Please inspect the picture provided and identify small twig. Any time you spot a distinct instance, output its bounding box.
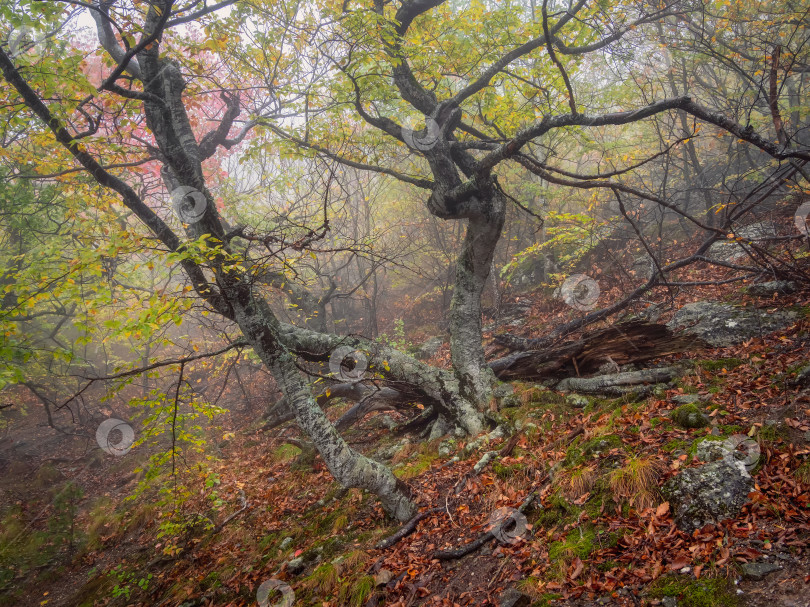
[488,557,510,589]
[375,507,443,550]
[213,488,250,533]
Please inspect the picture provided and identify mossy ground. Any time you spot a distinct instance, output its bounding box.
[647,575,740,607]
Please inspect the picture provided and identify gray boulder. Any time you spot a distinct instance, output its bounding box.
[707,221,778,261]
[789,364,810,388]
[746,280,798,298]
[668,301,797,347]
[672,393,703,405]
[662,458,754,532]
[498,588,532,607]
[695,437,730,462]
[740,561,780,581]
[509,253,557,288]
[416,336,444,360]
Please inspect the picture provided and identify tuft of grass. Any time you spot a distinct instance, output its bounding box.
[394,443,439,479]
[795,461,810,485]
[517,384,550,406]
[340,575,376,607]
[758,422,789,443]
[557,465,598,499]
[303,562,340,596]
[515,577,559,603]
[34,463,64,489]
[85,497,123,550]
[582,433,624,457]
[493,461,527,480]
[547,528,596,578]
[533,491,580,528]
[331,514,349,535]
[341,549,370,571]
[608,455,662,511]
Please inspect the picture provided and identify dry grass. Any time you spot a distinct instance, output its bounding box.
[517,384,548,406]
[608,455,663,511]
[795,461,810,485]
[557,465,598,499]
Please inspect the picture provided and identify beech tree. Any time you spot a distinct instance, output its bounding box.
[270,0,809,422]
[1,0,808,521]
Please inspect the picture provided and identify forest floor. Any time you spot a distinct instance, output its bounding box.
[2,259,810,606]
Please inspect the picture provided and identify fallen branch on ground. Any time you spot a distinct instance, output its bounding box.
[375,507,444,550]
[432,489,539,561]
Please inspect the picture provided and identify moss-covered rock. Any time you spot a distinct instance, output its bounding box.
[671,403,710,429]
[662,458,753,532]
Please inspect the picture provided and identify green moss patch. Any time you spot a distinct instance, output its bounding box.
[647,575,739,607]
[696,358,744,372]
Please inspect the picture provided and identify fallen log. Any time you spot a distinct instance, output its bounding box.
[489,321,702,381]
[555,365,683,396]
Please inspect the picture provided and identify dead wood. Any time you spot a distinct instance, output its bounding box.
[489,321,701,381]
[432,490,538,561]
[375,507,444,550]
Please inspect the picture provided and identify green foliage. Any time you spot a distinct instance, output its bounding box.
[109,564,152,601]
[501,211,606,286]
[377,318,411,350]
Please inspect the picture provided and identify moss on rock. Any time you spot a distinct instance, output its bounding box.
[671,403,710,429]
